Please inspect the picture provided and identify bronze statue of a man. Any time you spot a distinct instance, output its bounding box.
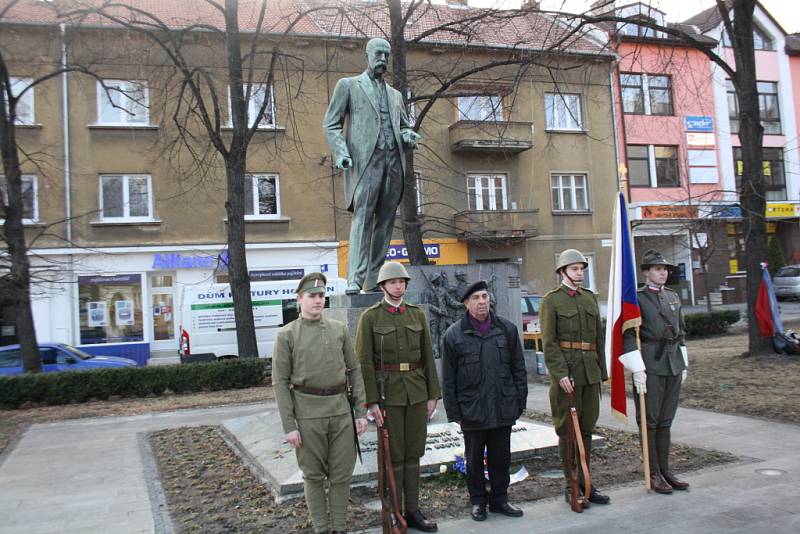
[323,38,421,294]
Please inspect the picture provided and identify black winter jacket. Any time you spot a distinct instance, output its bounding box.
[441,313,528,431]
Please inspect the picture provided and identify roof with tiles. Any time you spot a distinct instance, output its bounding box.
[0,0,610,56]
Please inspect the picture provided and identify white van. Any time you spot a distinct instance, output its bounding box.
[177,278,346,361]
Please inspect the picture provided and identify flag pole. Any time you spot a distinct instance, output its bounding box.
[635,326,651,492]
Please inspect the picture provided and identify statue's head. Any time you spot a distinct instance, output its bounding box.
[366,38,391,77]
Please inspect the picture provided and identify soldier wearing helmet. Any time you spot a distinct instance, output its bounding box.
[623,249,689,494]
[540,249,610,508]
[355,261,441,532]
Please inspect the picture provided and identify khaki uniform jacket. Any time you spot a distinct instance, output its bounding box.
[273,316,367,434]
[540,285,608,385]
[623,287,686,377]
[355,300,441,406]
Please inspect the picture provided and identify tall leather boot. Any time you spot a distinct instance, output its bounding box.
[658,427,689,490]
[647,428,672,493]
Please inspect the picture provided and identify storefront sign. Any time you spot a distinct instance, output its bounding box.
[766,203,799,218]
[641,205,698,219]
[708,205,742,219]
[686,132,715,146]
[386,243,442,260]
[250,269,304,282]
[151,253,217,270]
[79,274,141,285]
[685,115,713,132]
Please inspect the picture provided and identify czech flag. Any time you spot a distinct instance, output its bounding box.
[755,264,782,337]
[604,193,644,421]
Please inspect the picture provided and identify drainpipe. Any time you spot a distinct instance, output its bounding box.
[60,22,75,344]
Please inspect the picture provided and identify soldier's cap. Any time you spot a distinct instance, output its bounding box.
[429,271,443,282]
[462,280,489,302]
[295,272,327,295]
[640,249,675,270]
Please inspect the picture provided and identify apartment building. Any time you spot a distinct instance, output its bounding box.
[1,0,619,360]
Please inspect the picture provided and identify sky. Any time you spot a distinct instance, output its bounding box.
[465,0,800,34]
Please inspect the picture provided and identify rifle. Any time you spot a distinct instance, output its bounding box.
[345,367,362,464]
[377,336,407,534]
[566,390,591,514]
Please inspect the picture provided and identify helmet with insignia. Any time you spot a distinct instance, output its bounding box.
[295,272,327,295]
[555,249,588,273]
[639,249,675,271]
[377,261,411,285]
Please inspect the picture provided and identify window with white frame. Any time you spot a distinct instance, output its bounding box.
[550,173,589,212]
[621,73,672,115]
[229,84,276,128]
[458,95,503,121]
[8,77,34,125]
[545,92,582,131]
[554,252,596,291]
[245,173,280,218]
[99,174,153,221]
[467,174,507,211]
[626,144,679,188]
[0,174,38,222]
[97,80,149,125]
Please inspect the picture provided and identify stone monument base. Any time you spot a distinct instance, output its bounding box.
[220,409,605,502]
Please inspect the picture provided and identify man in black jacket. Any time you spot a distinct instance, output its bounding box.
[441,280,528,522]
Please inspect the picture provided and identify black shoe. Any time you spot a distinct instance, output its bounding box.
[581,485,610,505]
[661,471,690,490]
[489,502,524,517]
[564,487,590,509]
[471,504,487,522]
[404,509,438,532]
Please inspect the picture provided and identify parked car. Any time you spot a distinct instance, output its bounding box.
[773,265,800,300]
[0,343,138,376]
[521,294,542,332]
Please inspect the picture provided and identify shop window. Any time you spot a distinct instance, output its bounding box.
[467,174,507,211]
[545,92,582,131]
[228,83,276,128]
[458,95,503,121]
[0,174,38,222]
[99,174,153,221]
[78,274,144,345]
[550,173,589,212]
[7,77,34,125]
[97,80,149,125]
[734,147,786,200]
[245,173,280,219]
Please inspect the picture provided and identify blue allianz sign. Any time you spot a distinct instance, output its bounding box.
[152,251,228,270]
[685,115,714,132]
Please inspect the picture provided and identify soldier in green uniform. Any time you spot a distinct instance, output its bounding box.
[540,249,610,507]
[355,262,441,532]
[273,273,368,534]
[623,249,690,494]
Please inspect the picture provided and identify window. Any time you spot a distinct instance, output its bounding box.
[467,174,507,211]
[458,95,503,121]
[229,84,276,128]
[621,73,672,115]
[0,174,38,222]
[722,25,772,50]
[727,80,781,134]
[545,93,582,131]
[626,145,679,188]
[0,349,21,369]
[79,274,144,345]
[99,174,153,221]
[654,146,679,187]
[734,147,786,200]
[550,173,589,212]
[245,173,280,219]
[627,145,651,187]
[619,19,655,38]
[8,77,34,125]
[97,80,148,125]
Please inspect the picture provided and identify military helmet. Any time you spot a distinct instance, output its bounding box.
[555,249,588,273]
[640,249,675,270]
[377,261,411,284]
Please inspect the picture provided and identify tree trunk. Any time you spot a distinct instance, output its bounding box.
[388,0,429,265]
[0,69,41,372]
[730,1,770,355]
[223,0,258,358]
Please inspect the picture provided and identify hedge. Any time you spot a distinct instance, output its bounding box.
[684,309,741,339]
[0,358,270,409]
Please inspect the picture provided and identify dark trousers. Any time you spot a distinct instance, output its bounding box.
[463,426,512,506]
[634,373,682,429]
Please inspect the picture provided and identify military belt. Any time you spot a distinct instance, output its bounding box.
[290,383,347,396]
[559,341,597,350]
[641,335,678,344]
[374,362,423,372]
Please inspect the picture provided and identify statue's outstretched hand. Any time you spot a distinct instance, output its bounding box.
[336,155,353,170]
[402,130,421,148]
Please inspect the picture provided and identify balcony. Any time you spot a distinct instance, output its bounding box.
[453,209,539,241]
[448,120,534,154]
